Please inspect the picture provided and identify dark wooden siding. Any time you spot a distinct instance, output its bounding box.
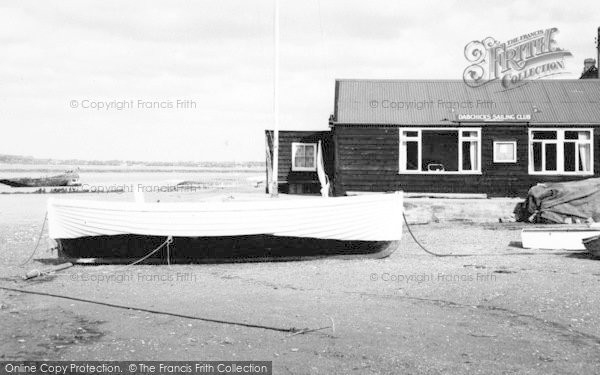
[265,130,333,190]
[333,124,600,197]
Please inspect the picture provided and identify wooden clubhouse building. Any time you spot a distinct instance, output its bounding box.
[266,79,600,197]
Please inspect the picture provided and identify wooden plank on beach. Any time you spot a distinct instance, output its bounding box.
[346,191,487,199]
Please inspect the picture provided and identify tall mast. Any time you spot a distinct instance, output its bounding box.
[597,26,600,75]
[271,0,280,196]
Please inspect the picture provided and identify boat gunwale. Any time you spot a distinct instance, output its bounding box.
[47,193,403,213]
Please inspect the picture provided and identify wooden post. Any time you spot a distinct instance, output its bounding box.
[23,262,73,280]
[271,0,280,197]
[265,132,273,194]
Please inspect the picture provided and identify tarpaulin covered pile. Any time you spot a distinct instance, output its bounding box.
[516,178,600,224]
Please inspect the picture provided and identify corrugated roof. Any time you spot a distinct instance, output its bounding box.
[334,79,600,125]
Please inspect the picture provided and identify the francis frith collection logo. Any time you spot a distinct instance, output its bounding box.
[463,27,572,89]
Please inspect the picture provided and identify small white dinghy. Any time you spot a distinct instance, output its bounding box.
[521,224,600,250]
[47,193,403,263]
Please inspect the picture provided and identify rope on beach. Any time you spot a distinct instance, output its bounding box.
[402,213,472,257]
[0,286,306,334]
[19,212,48,266]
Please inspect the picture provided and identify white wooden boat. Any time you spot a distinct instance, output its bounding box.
[521,224,600,250]
[47,193,403,262]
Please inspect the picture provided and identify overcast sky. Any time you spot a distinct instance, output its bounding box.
[1,0,599,162]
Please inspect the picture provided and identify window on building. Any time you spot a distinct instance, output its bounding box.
[529,129,593,174]
[493,141,517,163]
[291,142,317,171]
[399,128,481,174]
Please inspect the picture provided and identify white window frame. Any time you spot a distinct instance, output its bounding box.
[399,127,482,175]
[493,141,517,163]
[528,128,594,175]
[291,142,317,172]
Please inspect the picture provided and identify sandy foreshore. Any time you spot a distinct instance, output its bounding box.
[1,193,599,374]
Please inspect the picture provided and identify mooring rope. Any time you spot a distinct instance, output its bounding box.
[18,212,48,267]
[0,286,302,334]
[120,235,174,268]
[15,213,173,268]
[402,213,472,257]
[166,237,171,266]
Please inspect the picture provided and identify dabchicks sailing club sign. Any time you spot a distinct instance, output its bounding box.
[463,27,572,89]
[456,114,532,122]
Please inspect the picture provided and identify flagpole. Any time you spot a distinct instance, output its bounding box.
[270,0,280,197]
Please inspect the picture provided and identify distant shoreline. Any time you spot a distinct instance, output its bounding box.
[0,167,264,174]
[0,154,265,170]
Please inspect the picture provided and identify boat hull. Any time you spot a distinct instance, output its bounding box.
[48,193,404,262]
[0,173,80,188]
[56,234,400,263]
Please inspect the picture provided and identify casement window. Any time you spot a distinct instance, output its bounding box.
[399,128,481,174]
[493,141,517,163]
[528,129,593,175]
[291,142,317,171]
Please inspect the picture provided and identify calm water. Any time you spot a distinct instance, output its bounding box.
[0,170,264,194]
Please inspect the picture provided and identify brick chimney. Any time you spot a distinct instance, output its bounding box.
[580,58,599,79]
